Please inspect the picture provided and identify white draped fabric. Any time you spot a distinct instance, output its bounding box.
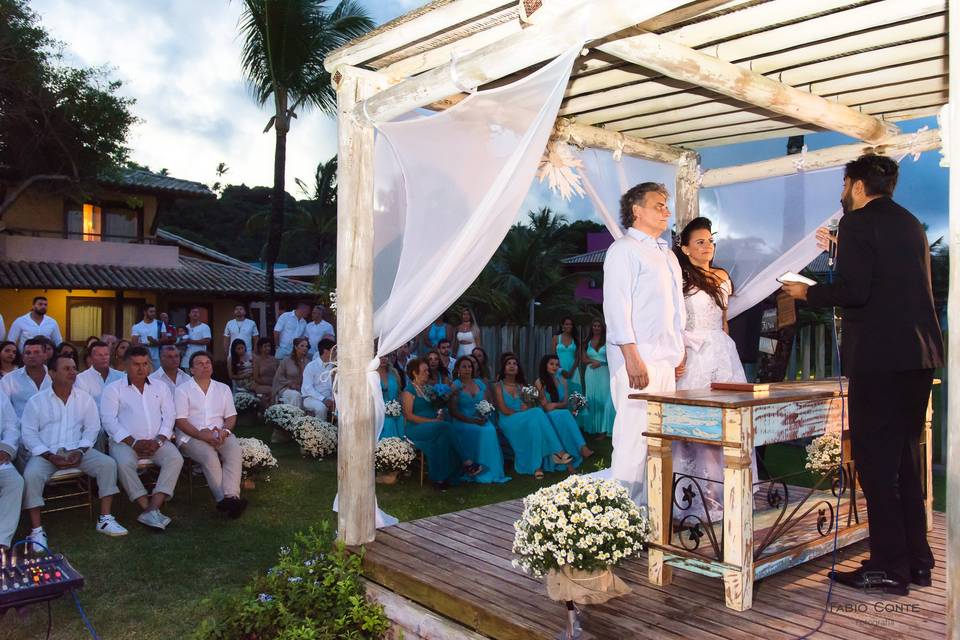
[699,167,845,319]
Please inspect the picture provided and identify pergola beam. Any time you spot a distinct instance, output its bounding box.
[341,0,690,125]
[700,128,942,188]
[556,119,686,163]
[597,31,900,144]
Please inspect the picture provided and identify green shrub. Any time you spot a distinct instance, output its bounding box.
[193,522,390,640]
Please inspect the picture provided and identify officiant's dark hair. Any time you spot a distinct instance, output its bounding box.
[844,154,898,197]
[620,182,669,228]
[674,217,728,310]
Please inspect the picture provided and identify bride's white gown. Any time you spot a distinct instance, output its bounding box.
[673,280,756,523]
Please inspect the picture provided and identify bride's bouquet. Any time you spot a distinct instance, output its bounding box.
[475,399,496,419]
[805,432,842,475]
[521,385,540,406]
[384,399,402,418]
[568,391,587,416]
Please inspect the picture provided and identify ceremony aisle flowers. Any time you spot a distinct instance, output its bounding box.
[384,399,402,418]
[293,415,337,459]
[805,432,843,475]
[475,399,496,420]
[237,437,278,489]
[568,391,587,416]
[375,437,417,484]
[513,475,650,607]
[233,391,259,414]
[265,403,305,433]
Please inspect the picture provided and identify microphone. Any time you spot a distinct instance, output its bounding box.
[826,220,840,267]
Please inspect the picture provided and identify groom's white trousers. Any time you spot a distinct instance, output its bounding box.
[609,361,676,507]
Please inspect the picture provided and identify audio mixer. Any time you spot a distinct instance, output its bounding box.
[0,548,84,612]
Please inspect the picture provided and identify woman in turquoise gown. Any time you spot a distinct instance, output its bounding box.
[401,358,483,489]
[378,355,405,439]
[493,353,574,478]
[582,319,616,437]
[449,357,511,484]
[537,354,593,472]
[425,350,452,386]
[423,317,449,351]
[554,317,588,429]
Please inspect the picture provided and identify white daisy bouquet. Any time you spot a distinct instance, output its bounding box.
[475,399,496,419]
[264,403,305,432]
[521,385,540,406]
[233,391,259,413]
[384,399,402,418]
[805,432,843,475]
[237,437,278,476]
[512,475,651,577]
[568,391,587,415]
[293,415,337,459]
[375,437,417,473]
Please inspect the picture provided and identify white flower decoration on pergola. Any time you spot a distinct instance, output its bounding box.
[537,140,586,201]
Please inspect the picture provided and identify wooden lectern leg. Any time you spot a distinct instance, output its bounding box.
[924,392,934,532]
[722,408,754,611]
[646,402,673,586]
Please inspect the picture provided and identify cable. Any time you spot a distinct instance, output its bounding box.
[72,591,100,640]
[46,599,52,640]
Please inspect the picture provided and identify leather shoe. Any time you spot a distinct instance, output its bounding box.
[829,567,909,596]
[910,568,932,587]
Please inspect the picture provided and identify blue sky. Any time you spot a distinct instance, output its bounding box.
[29,0,948,241]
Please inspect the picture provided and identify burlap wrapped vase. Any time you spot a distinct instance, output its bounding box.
[545,566,631,605]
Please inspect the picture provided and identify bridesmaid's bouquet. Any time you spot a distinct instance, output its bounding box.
[568,392,587,416]
[425,383,453,415]
[475,400,496,419]
[384,399,402,418]
[521,385,540,406]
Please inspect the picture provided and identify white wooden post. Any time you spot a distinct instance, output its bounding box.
[334,67,381,545]
[722,407,754,611]
[946,3,959,637]
[645,401,673,586]
[675,151,700,232]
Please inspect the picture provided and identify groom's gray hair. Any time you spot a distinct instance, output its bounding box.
[620,182,670,229]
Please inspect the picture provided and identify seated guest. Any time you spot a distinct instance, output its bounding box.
[449,357,510,483]
[150,345,192,396]
[227,339,254,392]
[272,336,309,407]
[112,339,131,373]
[471,347,491,383]
[22,354,127,549]
[301,339,335,419]
[101,346,183,531]
[174,351,246,518]
[0,340,21,379]
[378,354,404,439]
[535,354,592,469]
[437,339,456,377]
[0,390,23,552]
[251,339,278,410]
[35,336,55,370]
[81,336,100,370]
[75,341,124,407]
[0,338,51,419]
[425,350,451,386]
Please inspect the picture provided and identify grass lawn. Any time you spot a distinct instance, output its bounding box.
[2,423,945,639]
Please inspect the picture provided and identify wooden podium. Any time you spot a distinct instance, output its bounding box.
[635,380,935,611]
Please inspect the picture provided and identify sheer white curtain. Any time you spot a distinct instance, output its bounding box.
[699,166,844,318]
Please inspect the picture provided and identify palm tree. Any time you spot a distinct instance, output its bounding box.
[237,0,372,322]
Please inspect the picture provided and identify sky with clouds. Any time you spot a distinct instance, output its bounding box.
[30,0,948,240]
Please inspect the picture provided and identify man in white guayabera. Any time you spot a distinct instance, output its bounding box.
[602,182,686,505]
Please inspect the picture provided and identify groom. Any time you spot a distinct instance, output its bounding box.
[603,182,686,505]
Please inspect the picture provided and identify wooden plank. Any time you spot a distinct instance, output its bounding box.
[753,397,844,446]
[632,380,845,408]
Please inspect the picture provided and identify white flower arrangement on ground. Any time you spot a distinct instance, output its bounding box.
[568,391,587,416]
[805,432,843,475]
[264,403,305,432]
[384,399,402,418]
[293,415,337,459]
[512,475,651,577]
[475,399,496,419]
[237,437,278,477]
[521,385,540,406]
[233,391,259,413]
[375,437,417,474]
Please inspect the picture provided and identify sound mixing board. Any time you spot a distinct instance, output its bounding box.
[0,549,84,612]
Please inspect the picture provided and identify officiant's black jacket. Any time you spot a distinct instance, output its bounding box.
[805,196,944,376]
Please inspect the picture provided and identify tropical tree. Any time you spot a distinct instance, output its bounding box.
[236,0,372,323]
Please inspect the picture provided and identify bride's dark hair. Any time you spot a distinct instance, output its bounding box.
[673,216,729,310]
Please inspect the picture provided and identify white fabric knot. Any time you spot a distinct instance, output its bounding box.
[793,144,808,172]
[612,133,625,162]
[450,52,478,95]
[900,125,929,163]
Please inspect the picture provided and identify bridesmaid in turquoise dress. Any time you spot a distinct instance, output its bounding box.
[582,319,616,437]
[493,353,575,479]
[423,317,449,351]
[401,359,483,489]
[378,355,405,439]
[554,317,588,429]
[449,357,511,484]
[537,354,593,472]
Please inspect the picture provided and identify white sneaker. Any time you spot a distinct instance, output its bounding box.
[137,509,167,530]
[27,527,48,553]
[157,510,172,528]
[96,515,128,537]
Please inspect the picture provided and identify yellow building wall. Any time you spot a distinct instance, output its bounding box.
[3,189,158,237]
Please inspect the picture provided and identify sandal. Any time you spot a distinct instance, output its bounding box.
[552,453,573,465]
[464,462,485,477]
[534,470,545,480]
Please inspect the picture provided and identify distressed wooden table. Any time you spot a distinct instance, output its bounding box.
[634,380,934,612]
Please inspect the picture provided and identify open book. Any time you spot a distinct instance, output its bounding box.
[777,271,817,286]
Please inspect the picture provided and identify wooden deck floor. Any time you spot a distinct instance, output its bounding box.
[361,500,948,640]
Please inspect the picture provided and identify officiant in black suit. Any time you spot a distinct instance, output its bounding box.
[781,153,943,595]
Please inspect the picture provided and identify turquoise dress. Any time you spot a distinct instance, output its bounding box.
[496,382,565,475]
[404,384,463,483]
[451,380,510,484]
[380,371,405,439]
[541,375,585,472]
[556,337,588,429]
[427,323,447,348]
[582,342,616,435]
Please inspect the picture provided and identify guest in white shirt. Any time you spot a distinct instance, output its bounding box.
[150,345,191,396]
[273,302,309,360]
[22,354,127,549]
[305,305,335,358]
[75,341,124,407]
[7,296,63,350]
[302,339,336,420]
[131,304,171,371]
[174,351,246,518]
[181,307,212,369]
[602,182,686,505]
[0,390,23,551]
[101,346,183,531]
[223,304,259,355]
[0,338,52,419]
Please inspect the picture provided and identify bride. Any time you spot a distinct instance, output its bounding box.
[672,217,753,522]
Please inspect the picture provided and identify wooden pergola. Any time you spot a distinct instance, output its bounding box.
[323,1,957,633]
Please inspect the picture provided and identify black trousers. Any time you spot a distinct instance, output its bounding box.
[847,369,935,582]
